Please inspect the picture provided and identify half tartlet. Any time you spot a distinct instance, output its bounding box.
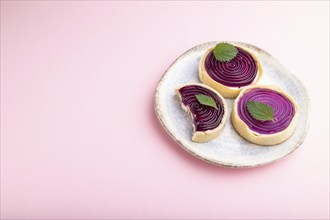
[199,43,263,99]
[176,83,227,143]
[232,85,299,145]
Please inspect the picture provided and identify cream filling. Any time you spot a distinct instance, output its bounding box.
[231,85,299,146]
[199,44,263,99]
[176,83,228,143]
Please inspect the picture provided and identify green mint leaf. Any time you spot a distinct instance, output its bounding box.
[213,42,238,62]
[195,94,218,110]
[247,101,274,121]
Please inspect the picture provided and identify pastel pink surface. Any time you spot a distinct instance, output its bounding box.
[1,1,329,219]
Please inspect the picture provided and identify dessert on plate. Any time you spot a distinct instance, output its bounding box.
[176,83,227,143]
[231,85,299,145]
[199,42,263,99]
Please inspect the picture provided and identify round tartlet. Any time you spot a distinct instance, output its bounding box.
[176,83,228,143]
[199,43,263,99]
[231,85,299,146]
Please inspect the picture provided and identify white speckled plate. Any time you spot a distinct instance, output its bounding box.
[154,41,310,168]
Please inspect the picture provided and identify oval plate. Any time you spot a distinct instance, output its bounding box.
[154,41,310,168]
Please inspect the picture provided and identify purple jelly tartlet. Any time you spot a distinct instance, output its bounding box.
[199,44,263,99]
[176,83,227,142]
[232,86,299,145]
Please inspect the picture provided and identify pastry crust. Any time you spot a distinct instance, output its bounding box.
[176,83,228,143]
[231,85,299,146]
[199,44,263,99]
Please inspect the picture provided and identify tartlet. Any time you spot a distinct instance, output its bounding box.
[231,85,299,145]
[199,43,263,99]
[176,83,227,143]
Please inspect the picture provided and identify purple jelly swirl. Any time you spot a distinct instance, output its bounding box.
[179,85,225,132]
[237,88,295,134]
[205,47,257,87]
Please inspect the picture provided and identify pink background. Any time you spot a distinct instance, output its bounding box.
[1,1,329,219]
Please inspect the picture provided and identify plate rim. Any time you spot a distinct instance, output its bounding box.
[154,41,311,168]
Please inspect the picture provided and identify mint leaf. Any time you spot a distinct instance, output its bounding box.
[247,101,274,121]
[196,94,218,110]
[213,43,238,62]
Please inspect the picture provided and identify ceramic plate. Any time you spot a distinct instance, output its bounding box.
[154,41,310,168]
